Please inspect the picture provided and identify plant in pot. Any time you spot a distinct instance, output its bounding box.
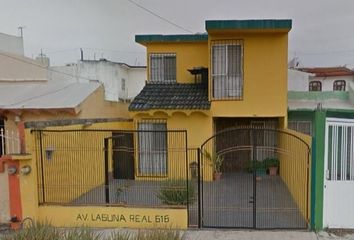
[203,150,224,180]
[264,157,280,176]
[247,160,266,180]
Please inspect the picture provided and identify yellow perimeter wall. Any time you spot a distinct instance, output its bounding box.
[20,121,133,221]
[38,206,187,229]
[279,129,311,220]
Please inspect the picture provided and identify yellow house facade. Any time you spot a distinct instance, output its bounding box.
[128,19,311,229]
[131,19,290,146]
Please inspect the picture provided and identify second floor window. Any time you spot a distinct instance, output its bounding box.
[333,80,346,91]
[150,53,176,83]
[211,39,243,100]
[309,81,322,91]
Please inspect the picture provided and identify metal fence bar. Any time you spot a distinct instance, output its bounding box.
[33,129,189,209]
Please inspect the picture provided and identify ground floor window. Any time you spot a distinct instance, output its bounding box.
[138,120,167,175]
[288,120,312,136]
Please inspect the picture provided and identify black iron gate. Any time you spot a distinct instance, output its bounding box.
[198,127,310,229]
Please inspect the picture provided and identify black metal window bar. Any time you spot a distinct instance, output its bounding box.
[288,120,313,136]
[333,80,346,91]
[137,119,168,176]
[211,39,243,100]
[149,53,176,83]
[309,81,322,91]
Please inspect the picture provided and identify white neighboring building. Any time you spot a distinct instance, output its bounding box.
[295,67,354,92]
[288,69,313,91]
[49,59,146,102]
[0,32,24,56]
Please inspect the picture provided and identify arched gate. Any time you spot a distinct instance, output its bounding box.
[196,127,310,229]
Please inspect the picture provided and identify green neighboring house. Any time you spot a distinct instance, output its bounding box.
[288,67,354,230]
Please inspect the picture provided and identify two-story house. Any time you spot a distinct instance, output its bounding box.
[129,19,312,229]
[288,67,354,229]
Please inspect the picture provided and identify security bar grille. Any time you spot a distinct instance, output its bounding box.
[326,122,354,181]
[149,53,176,83]
[211,39,243,100]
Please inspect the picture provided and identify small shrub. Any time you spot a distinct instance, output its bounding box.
[157,180,195,205]
[135,229,181,240]
[64,228,101,240]
[1,222,60,240]
[107,231,132,240]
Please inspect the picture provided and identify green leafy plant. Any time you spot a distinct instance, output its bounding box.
[157,180,195,205]
[203,150,224,173]
[264,158,280,168]
[246,160,266,173]
[64,228,101,240]
[0,223,182,240]
[107,231,132,240]
[1,222,61,240]
[135,229,181,240]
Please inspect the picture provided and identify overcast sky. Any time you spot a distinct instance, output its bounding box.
[1,0,354,68]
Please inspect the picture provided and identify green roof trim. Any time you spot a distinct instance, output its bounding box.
[288,91,349,101]
[206,19,292,31]
[135,34,208,43]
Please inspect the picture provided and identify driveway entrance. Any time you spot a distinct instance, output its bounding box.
[198,127,310,229]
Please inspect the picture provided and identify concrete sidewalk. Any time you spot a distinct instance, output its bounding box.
[183,230,317,240]
[95,228,354,240]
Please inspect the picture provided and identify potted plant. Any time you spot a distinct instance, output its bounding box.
[264,158,280,176]
[203,150,224,180]
[247,160,266,180]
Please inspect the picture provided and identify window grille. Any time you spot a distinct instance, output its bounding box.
[309,81,322,91]
[326,124,354,181]
[211,39,243,100]
[288,120,312,136]
[137,119,167,175]
[333,80,346,91]
[149,53,176,83]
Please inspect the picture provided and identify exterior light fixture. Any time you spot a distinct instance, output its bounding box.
[7,166,17,175]
[20,165,32,175]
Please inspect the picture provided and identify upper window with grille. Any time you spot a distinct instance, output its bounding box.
[309,81,322,91]
[211,40,243,100]
[333,80,346,91]
[149,53,176,83]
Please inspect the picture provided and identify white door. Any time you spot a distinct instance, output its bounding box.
[324,118,354,228]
